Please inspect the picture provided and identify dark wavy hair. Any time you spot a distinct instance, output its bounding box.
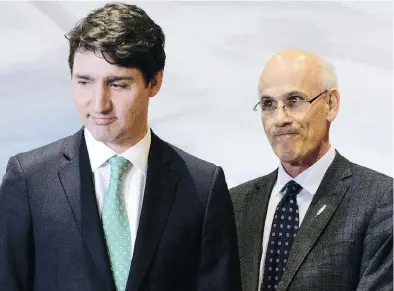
[65,2,166,85]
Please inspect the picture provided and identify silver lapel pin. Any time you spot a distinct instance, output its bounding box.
[315,204,327,217]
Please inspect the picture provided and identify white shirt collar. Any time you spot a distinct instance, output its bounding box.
[84,127,151,175]
[275,146,336,196]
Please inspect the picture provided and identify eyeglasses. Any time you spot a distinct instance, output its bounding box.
[253,90,328,116]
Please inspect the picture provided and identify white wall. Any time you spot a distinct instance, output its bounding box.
[0,1,392,187]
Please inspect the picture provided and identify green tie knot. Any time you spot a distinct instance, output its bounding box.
[109,156,130,179]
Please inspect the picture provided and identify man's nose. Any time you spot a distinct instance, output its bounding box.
[272,105,293,127]
[92,85,112,114]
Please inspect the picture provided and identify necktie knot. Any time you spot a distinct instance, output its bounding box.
[284,180,302,197]
[109,156,130,180]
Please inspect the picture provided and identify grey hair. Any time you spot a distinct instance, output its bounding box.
[319,58,338,90]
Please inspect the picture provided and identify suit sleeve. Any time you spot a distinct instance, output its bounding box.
[0,156,34,291]
[357,183,393,291]
[197,166,243,291]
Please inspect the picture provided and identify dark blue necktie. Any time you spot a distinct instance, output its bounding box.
[261,180,303,291]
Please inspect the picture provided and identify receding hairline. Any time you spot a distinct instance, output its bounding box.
[259,49,338,93]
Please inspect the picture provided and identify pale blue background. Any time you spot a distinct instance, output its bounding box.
[0,1,392,187]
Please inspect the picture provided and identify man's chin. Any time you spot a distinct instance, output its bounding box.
[274,148,300,164]
[89,129,114,143]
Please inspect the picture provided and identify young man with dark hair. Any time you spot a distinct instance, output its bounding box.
[0,3,242,291]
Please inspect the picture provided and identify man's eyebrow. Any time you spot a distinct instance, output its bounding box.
[72,75,134,82]
[283,90,307,98]
[260,94,274,100]
[260,90,307,100]
[105,76,134,83]
[73,74,94,81]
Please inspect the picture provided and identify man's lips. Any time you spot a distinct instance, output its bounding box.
[274,132,298,137]
[90,116,116,125]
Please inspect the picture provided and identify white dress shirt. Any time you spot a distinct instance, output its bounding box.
[84,127,151,260]
[258,146,336,290]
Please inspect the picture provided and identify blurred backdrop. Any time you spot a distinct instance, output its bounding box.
[0,1,392,187]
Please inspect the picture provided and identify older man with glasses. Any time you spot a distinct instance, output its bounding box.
[231,49,393,291]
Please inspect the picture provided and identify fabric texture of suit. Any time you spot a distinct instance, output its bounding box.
[230,151,393,291]
[0,128,242,291]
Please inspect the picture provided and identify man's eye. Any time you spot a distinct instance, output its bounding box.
[262,100,275,108]
[287,96,303,105]
[110,83,127,89]
[289,96,302,102]
[78,81,89,86]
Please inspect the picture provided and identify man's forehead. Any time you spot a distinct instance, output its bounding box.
[73,51,139,76]
[259,62,321,96]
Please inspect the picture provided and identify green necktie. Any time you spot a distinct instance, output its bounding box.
[102,156,132,291]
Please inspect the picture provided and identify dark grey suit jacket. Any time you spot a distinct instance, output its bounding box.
[230,151,393,291]
[0,128,242,291]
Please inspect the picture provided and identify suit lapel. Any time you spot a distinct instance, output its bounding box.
[126,131,181,291]
[57,128,115,291]
[278,152,352,291]
[239,170,277,291]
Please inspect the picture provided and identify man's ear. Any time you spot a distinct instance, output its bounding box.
[148,70,163,97]
[326,88,340,122]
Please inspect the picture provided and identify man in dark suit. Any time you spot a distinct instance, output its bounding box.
[230,49,393,291]
[0,3,241,291]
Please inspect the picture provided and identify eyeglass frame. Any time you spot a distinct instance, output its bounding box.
[252,89,328,114]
